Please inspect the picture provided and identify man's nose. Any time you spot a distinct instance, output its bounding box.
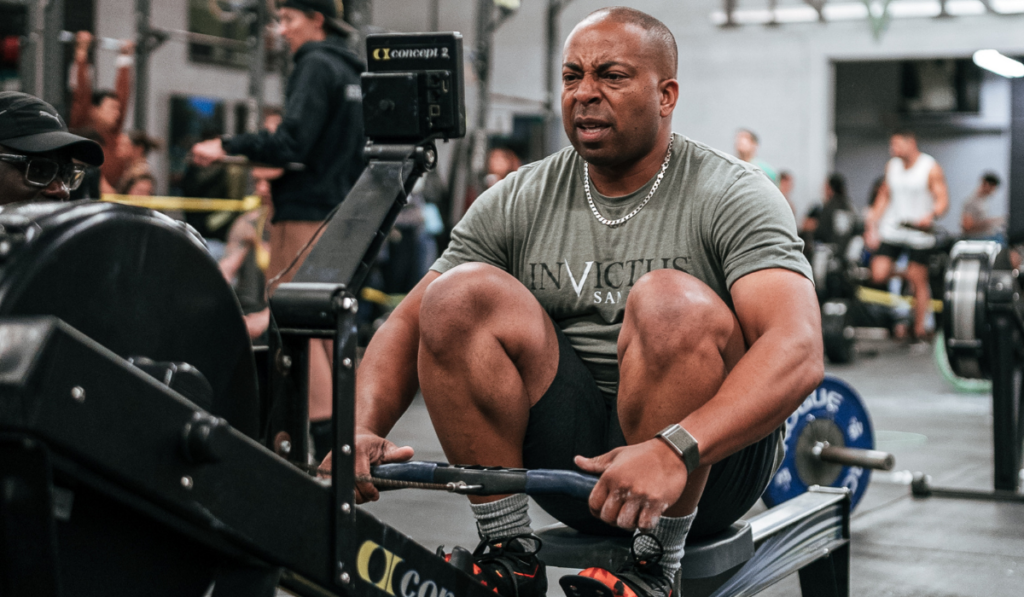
[574,75,601,103]
[41,179,70,201]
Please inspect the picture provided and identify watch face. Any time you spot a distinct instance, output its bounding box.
[660,425,699,472]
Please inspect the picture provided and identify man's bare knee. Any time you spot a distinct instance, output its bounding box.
[419,263,554,361]
[621,270,736,367]
[418,262,558,407]
[419,263,510,349]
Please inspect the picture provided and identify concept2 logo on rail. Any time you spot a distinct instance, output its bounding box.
[357,540,456,597]
[371,47,451,61]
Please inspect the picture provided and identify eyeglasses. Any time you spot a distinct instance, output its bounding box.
[0,153,88,191]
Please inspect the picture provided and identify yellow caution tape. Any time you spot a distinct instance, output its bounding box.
[360,287,405,309]
[102,194,262,213]
[856,286,943,313]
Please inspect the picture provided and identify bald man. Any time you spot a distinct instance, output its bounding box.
[333,8,820,597]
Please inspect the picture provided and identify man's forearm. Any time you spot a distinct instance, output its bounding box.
[69,57,91,129]
[355,308,423,437]
[114,62,132,133]
[681,324,822,466]
[681,271,823,466]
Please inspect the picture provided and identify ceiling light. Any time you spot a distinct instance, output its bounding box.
[972,49,1024,78]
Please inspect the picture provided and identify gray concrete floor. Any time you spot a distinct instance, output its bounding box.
[357,338,1024,596]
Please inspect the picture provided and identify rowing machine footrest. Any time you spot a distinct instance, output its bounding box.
[535,520,753,580]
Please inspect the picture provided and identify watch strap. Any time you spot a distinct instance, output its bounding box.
[656,423,700,474]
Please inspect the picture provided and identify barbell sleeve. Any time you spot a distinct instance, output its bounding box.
[812,442,895,471]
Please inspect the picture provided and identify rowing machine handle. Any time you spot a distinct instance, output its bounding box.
[370,462,599,500]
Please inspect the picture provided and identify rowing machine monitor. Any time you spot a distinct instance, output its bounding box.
[362,32,467,142]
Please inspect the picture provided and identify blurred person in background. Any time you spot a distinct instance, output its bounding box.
[220,170,274,342]
[0,92,104,203]
[802,174,856,245]
[778,170,796,215]
[800,173,857,262]
[734,128,779,185]
[184,127,236,252]
[70,31,134,194]
[484,146,522,188]
[192,0,365,462]
[120,130,162,186]
[68,126,105,200]
[117,171,155,197]
[960,171,1005,243]
[864,130,949,342]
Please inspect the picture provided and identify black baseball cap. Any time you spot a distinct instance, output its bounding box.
[0,92,104,166]
[278,0,357,37]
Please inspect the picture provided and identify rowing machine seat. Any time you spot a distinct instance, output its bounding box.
[537,520,754,596]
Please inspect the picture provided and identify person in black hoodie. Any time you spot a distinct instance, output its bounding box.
[191,0,364,459]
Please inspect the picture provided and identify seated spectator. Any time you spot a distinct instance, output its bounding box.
[802,173,857,247]
[0,91,104,203]
[119,130,162,186]
[117,172,155,197]
[961,172,1005,243]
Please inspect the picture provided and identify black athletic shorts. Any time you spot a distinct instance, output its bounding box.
[875,241,933,265]
[523,322,783,540]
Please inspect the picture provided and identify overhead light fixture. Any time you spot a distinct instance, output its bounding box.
[710,0,1024,27]
[972,49,1024,78]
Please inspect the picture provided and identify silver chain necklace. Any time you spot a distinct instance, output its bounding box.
[583,136,673,228]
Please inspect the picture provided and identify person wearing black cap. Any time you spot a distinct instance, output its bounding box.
[191,0,364,261]
[191,0,365,460]
[0,91,104,204]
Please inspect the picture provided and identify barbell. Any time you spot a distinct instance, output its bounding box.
[763,374,894,512]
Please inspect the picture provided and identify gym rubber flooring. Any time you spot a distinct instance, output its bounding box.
[358,340,1024,597]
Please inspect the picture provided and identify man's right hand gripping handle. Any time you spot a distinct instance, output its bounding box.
[319,432,415,503]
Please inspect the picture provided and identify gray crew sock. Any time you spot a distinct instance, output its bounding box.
[633,510,697,583]
[471,494,534,542]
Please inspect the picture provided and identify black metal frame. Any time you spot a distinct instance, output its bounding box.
[266,140,439,590]
[917,246,1024,501]
[0,315,506,597]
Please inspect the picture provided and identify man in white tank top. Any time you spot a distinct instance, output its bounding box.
[864,130,949,340]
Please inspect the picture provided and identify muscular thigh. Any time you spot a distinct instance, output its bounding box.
[419,262,559,405]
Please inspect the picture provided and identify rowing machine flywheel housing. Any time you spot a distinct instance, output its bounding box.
[0,200,259,436]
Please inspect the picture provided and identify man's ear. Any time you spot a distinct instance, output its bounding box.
[659,78,679,118]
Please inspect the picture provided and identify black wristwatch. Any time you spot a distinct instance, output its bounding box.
[656,424,700,474]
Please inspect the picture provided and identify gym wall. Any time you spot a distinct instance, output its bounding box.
[371,0,1024,220]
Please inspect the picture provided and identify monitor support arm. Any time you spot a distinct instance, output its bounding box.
[268,140,437,588]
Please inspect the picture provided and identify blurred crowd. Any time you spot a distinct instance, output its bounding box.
[734,126,1019,345]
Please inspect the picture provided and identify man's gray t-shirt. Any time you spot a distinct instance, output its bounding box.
[433,133,810,397]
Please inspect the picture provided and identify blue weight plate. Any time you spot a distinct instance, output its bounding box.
[762,374,875,511]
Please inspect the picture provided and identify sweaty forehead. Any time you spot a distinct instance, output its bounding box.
[565,21,648,65]
[563,19,672,78]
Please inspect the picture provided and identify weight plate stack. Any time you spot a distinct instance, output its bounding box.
[763,375,876,511]
[822,299,855,364]
[943,240,1012,380]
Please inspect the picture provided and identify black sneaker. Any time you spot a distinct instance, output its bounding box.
[559,533,673,597]
[443,535,547,597]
